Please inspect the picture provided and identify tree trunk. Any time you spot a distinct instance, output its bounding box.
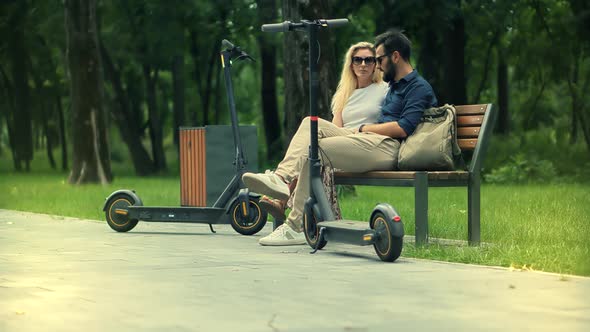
[282,0,337,141]
[571,104,578,144]
[143,65,167,171]
[0,65,17,167]
[36,35,69,171]
[55,94,68,171]
[444,11,467,105]
[31,72,56,169]
[188,10,227,127]
[213,61,222,125]
[418,21,444,103]
[65,0,112,184]
[30,62,57,169]
[472,31,498,104]
[496,53,509,134]
[257,0,282,160]
[101,43,156,175]
[567,56,590,152]
[172,54,185,150]
[8,1,33,171]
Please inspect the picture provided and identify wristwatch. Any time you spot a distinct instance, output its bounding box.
[358,124,366,133]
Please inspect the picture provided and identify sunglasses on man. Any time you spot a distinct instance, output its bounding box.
[351,56,376,66]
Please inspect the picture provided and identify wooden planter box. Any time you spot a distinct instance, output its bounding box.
[179,125,258,207]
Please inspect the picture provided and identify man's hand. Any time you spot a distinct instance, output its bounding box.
[357,122,408,138]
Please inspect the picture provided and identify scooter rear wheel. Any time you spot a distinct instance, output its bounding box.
[371,212,403,262]
[303,208,327,250]
[229,197,268,235]
[105,194,140,232]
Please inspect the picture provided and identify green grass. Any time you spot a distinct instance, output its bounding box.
[1,168,588,276]
[344,185,590,276]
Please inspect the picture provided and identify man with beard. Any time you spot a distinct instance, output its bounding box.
[241,29,438,246]
[359,30,438,140]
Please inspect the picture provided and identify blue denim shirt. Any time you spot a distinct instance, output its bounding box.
[378,70,438,136]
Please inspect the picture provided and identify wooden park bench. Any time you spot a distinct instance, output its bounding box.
[334,104,497,246]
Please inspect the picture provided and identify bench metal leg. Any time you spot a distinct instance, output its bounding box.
[468,174,481,246]
[415,172,428,246]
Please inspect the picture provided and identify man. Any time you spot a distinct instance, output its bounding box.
[243,29,438,246]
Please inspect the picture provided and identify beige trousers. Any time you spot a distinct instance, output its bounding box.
[275,117,400,231]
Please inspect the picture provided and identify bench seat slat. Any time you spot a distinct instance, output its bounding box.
[334,171,469,180]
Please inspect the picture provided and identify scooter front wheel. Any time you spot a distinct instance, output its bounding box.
[229,197,268,235]
[105,194,140,232]
[303,208,327,250]
[371,212,403,262]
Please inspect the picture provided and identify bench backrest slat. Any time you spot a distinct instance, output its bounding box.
[453,104,496,174]
[457,127,480,137]
[454,104,490,152]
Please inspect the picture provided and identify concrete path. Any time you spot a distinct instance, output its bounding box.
[0,209,588,332]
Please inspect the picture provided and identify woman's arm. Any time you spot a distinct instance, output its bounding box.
[332,110,344,127]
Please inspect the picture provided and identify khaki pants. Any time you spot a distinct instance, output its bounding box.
[275,117,400,231]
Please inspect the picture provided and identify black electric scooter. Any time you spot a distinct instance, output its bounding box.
[262,19,404,261]
[103,40,268,236]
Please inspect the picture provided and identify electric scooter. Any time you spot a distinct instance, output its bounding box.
[261,19,404,261]
[103,40,268,236]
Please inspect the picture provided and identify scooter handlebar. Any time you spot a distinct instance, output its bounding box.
[322,18,349,28]
[261,18,348,32]
[261,21,291,32]
[221,39,235,50]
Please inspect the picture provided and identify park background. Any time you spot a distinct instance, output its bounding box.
[0,0,589,275]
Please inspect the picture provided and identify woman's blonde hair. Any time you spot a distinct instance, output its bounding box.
[331,42,383,115]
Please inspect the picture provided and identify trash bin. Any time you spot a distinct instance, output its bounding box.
[179,125,258,207]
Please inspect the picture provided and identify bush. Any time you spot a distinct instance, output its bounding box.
[484,129,590,183]
[484,154,557,184]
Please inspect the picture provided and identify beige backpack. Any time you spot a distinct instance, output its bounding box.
[397,104,462,171]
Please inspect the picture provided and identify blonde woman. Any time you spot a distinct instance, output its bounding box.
[331,41,388,129]
[258,41,389,241]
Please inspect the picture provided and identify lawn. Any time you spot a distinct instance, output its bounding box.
[1,170,588,276]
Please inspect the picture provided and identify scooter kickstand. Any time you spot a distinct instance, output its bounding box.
[310,227,325,254]
[209,224,216,233]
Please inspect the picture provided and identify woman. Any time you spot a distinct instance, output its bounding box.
[260,41,388,226]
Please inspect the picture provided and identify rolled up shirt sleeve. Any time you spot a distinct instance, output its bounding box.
[397,84,437,136]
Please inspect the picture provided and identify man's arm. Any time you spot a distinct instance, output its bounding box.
[357,121,408,138]
[359,84,435,139]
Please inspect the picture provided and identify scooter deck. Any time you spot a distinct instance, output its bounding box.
[127,206,228,224]
[317,220,375,246]
[317,220,369,230]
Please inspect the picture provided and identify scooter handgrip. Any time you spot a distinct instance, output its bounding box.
[261,21,289,32]
[222,39,235,50]
[325,18,349,28]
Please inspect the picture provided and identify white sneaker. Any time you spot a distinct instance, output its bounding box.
[242,170,290,201]
[259,224,306,246]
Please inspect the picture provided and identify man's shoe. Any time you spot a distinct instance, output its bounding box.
[259,223,306,246]
[259,196,286,222]
[242,171,290,201]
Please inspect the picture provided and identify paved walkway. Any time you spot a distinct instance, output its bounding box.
[0,209,588,331]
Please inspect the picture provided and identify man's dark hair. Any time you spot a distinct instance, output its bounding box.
[375,29,412,61]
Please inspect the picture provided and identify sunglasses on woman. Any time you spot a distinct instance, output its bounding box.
[352,56,376,66]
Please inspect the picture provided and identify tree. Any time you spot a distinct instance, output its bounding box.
[65,0,112,184]
[5,1,33,171]
[256,0,282,161]
[282,0,337,141]
[100,43,157,176]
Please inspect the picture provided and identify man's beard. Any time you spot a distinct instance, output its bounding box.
[383,62,397,82]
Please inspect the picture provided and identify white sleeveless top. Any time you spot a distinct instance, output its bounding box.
[333,82,389,129]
